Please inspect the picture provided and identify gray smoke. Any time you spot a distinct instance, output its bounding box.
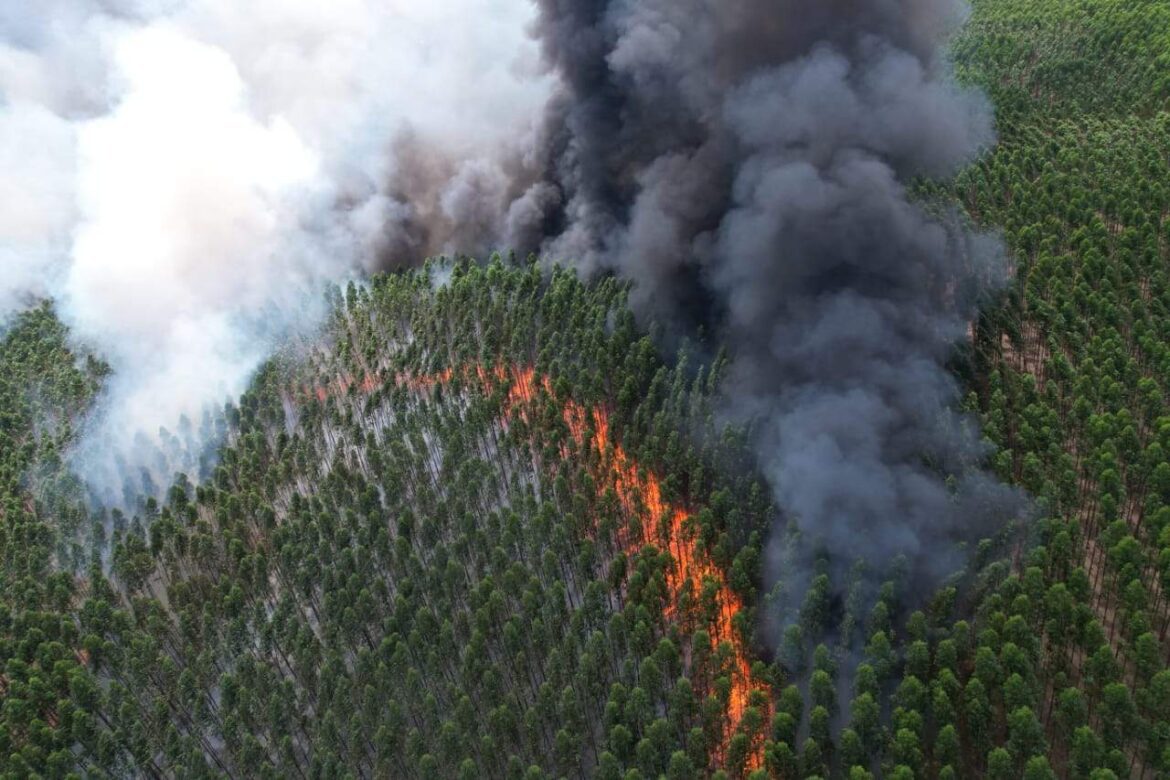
[2,0,1022,597]
[511,0,1023,600]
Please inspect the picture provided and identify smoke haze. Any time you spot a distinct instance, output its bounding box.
[2,0,1019,599]
[0,0,551,491]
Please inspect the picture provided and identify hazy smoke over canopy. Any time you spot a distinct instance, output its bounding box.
[0,0,550,488]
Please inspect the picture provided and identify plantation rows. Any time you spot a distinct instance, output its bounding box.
[5,0,1170,776]
[0,263,780,778]
[942,0,1170,776]
[0,266,1119,780]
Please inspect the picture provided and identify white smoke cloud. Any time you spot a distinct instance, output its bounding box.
[0,0,551,492]
[0,103,76,313]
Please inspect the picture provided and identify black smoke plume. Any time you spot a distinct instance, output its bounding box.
[488,0,1025,610]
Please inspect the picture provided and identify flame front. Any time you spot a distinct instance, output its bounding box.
[302,364,770,771]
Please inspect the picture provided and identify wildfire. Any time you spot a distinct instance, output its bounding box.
[306,373,380,401]
[299,363,770,771]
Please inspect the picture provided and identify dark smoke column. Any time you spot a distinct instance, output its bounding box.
[516,0,1021,593]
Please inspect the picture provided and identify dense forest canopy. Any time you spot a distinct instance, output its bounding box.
[3,0,1170,778]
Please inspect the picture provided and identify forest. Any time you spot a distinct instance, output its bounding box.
[3,0,1170,778]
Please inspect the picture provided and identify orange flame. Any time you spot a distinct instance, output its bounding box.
[298,364,770,771]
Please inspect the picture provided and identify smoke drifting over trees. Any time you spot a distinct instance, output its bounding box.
[0,0,550,486]
[514,0,1023,591]
[2,0,1019,583]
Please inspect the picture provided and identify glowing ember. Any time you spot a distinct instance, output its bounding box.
[297,364,770,770]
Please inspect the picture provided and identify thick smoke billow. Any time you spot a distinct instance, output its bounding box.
[510,0,1023,600]
[0,0,550,492]
[3,0,1019,597]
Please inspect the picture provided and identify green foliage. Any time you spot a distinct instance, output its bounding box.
[0,262,777,777]
[909,0,1170,774]
[6,0,1170,772]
